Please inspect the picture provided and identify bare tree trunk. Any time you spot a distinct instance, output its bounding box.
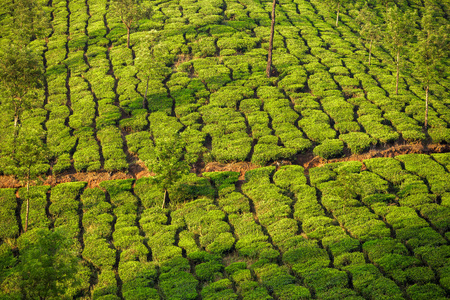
[424,85,429,130]
[161,189,167,209]
[395,50,400,95]
[25,175,30,232]
[143,76,149,109]
[13,115,19,152]
[266,0,276,78]
[127,26,130,49]
[369,39,373,65]
[336,3,340,27]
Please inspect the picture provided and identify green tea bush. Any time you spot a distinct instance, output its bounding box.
[251,136,296,166]
[73,131,101,172]
[82,237,116,269]
[18,186,51,230]
[429,127,450,143]
[209,86,253,109]
[189,37,217,57]
[283,244,330,275]
[49,182,86,237]
[211,132,252,162]
[299,109,336,143]
[47,119,77,154]
[159,270,198,300]
[339,132,376,154]
[313,139,344,159]
[303,268,349,295]
[217,32,259,52]
[0,189,19,239]
[201,279,238,300]
[97,101,122,128]
[406,283,446,300]
[98,126,128,172]
[358,114,399,144]
[169,174,215,204]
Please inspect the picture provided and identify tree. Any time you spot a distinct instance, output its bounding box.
[147,134,190,208]
[384,6,416,95]
[2,0,49,47]
[111,0,152,48]
[329,0,348,27]
[0,46,43,137]
[2,228,80,299]
[378,0,396,14]
[412,5,449,131]
[357,6,382,65]
[12,129,49,232]
[135,46,170,109]
[266,0,277,78]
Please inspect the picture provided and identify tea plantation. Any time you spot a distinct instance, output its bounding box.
[0,0,449,298]
[1,154,450,299]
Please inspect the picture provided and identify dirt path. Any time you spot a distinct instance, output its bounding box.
[1,143,449,189]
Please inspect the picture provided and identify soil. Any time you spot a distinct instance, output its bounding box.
[1,143,449,189]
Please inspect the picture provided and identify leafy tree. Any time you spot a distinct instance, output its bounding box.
[110,0,152,48]
[329,0,349,27]
[2,228,80,299]
[147,134,190,208]
[384,6,417,95]
[11,129,49,232]
[1,0,49,47]
[0,46,43,135]
[357,6,382,65]
[378,0,396,14]
[266,0,276,78]
[135,46,170,109]
[412,4,449,130]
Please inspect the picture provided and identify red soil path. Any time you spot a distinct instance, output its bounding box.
[1,143,448,189]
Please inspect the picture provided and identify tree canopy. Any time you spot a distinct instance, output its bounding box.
[384,6,417,95]
[1,0,50,47]
[412,4,450,129]
[0,46,43,129]
[2,228,81,299]
[110,0,152,48]
[147,134,190,208]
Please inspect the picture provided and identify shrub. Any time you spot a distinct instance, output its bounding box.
[406,283,446,300]
[0,189,19,239]
[273,165,306,189]
[251,139,296,166]
[159,271,198,300]
[98,126,128,172]
[313,139,344,159]
[82,237,116,269]
[201,279,237,300]
[92,269,118,298]
[169,174,215,204]
[134,177,164,209]
[303,268,349,293]
[73,132,101,172]
[195,261,224,281]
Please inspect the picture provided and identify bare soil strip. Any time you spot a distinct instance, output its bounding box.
[1,143,448,189]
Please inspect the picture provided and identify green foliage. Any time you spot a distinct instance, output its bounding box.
[146,134,190,206]
[0,189,19,239]
[0,45,43,128]
[3,228,80,299]
[340,132,376,154]
[110,0,152,47]
[313,139,344,159]
[1,0,50,47]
